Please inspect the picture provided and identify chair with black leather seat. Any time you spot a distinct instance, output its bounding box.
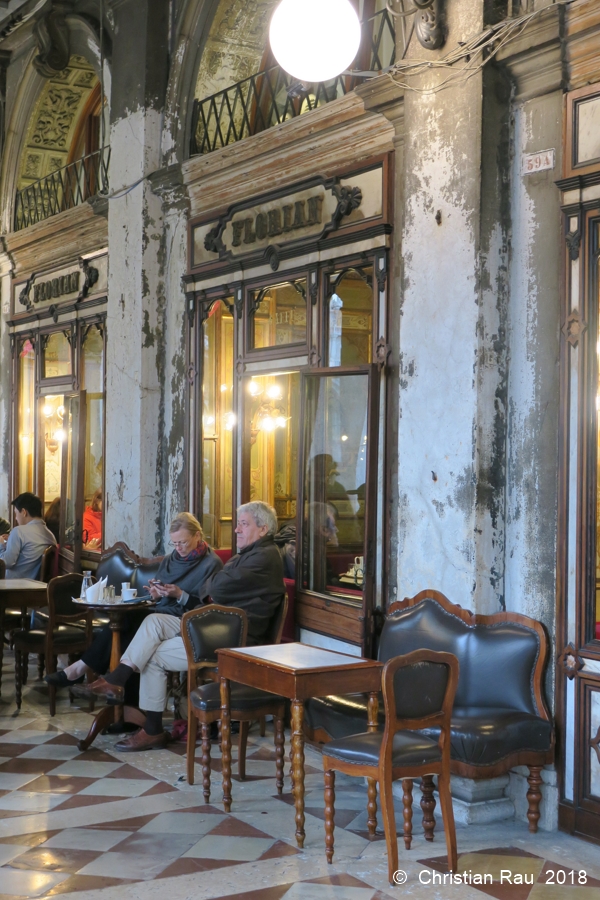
[184,597,288,802]
[39,543,57,583]
[14,573,94,715]
[322,649,459,886]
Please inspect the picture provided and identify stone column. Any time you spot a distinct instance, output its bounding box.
[104,0,169,555]
[396,0,486,606]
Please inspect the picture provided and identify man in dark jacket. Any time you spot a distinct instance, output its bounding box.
[78,502,285,751]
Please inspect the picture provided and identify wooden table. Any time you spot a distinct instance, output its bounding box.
[217,642,383,847]
[74,598,153,751]
[0,579,48,696]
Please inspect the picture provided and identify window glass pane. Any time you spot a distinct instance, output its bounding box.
[82,326,104,550]
[17,340,35,494]
[40,394,65,514]
[250,279,307,349]
[202,300,234,548]
[327,267,373,365]
[246,373,300,551]
[302,373,369,599]
[43,331,71,378]
[62,396,80,552]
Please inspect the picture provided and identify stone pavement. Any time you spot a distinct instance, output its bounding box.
[0,650,599,900]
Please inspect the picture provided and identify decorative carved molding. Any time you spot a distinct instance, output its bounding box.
[331,184,363,229]
[562,309,588,347]
[309,347,321,366]
[375,336,391,369]
[234,290,243,319]
[18,272,36,310]
[591,725,600,766]
[265,245,280,272]
[415,0,445,51]
[557,642,584,680]
[566,230,581,261]
[33,3,71,78]
[235,355,244,377]
[204,223,225,255]
[187,364,197,386]
[77,258,99,302]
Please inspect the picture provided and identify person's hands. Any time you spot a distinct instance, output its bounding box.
[84,538,101,551]
[146,583,161,600]
[161,583,183,600]
[0,534,8,545]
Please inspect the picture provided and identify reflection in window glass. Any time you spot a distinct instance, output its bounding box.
[202,300,234,548]
[40,393,65,510]
[303,373,369,599]
[251,280,307,349]
[43,331,71,378]
[327,267,373,365]
[246,373,300,538]
[82,325,105,550]
[18,340,35,494]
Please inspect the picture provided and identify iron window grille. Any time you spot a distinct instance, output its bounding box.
[14,147,110,231]
[190,8,396,157]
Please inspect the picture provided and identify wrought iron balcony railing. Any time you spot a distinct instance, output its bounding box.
[14,147,110,231]
[190,8,396,157]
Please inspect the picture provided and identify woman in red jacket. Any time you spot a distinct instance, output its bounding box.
[82,489,102,549]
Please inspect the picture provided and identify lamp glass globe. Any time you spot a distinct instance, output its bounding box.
[269,0,361,84]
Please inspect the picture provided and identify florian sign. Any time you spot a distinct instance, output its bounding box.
[12,253,108,319]
[191,166,384,272]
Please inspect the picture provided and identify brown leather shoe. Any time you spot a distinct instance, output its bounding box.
[114,729,169,752]
[71,677,124,703]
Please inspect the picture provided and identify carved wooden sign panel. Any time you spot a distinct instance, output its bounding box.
[12,253,107,319]
[191,166,383,271]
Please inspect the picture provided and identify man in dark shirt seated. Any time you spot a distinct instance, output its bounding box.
[77,501,285,751]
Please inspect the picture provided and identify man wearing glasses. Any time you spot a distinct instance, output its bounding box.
[72,501,285,751]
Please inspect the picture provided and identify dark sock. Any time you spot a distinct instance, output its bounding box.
[144,710,163,736]
[104,663,134,687]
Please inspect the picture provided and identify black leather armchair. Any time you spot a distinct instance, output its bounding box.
[305,590,554,833]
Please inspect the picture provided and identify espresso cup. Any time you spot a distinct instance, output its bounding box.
[122,588,137,601]
[354,556,364,568]
[121,582,130,594]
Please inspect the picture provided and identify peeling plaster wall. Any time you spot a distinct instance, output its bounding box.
[504,90,561,660]
[397,0,484,606]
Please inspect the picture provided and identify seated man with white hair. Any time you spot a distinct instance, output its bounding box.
[76,501,285,752]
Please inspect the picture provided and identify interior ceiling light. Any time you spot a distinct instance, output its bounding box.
[269,0,361,83]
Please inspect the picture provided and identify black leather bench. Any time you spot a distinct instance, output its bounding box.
[95,542,162,590]
[304,589,555,832]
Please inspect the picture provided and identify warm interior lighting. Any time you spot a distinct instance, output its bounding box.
[224,412,237,431]
[43,405,53,417]
[248,381,262,397]
[269,0,361,83]
[341,434,349,441]
[54,429,66,442]
[266,384,283,400]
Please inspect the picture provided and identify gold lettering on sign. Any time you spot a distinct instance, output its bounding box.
[33,271,80,304]
[230,193,324,248]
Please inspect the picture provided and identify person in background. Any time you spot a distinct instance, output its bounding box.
[0,517,10,539]
[44,497,61,543]
[83,489,102,550]
[0,493,56,580]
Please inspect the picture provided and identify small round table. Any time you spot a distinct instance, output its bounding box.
[72,596,155,751]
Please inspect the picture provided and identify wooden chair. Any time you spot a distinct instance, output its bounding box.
[322,649,459,885]
[14,573,94,715]
[184,597,288,802]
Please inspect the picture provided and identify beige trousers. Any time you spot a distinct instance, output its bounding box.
[122,613,188,713]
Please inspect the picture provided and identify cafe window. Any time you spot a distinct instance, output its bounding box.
[81,324,105,550]
[42,330,72,379]
[249,278,307,350]
[202,300,234,548]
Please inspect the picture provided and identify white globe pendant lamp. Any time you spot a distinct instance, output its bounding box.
[269,0,362,84]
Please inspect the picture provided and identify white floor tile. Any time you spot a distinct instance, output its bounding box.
[47,760,122,777]
[0,730,56,744]
[43,828,135,851]
[20,744,82,760]
[0,843,29,865]
[0,867,70,896]
[184,834,274,861]
[77,777,158,797]
[138,811,227,834]
[77,851,175,880]
[0,771,39,790]
[0,790,70,812]
[281,885,375,900]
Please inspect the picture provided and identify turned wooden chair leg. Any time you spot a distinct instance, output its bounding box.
[380,772,399,886]
[526,765,543,833]
[37,653,45,680]
[274,715,285,795]
[238,721,249,780]
[187,712,198,786]
[15,650,22,709]
[402,778,413,849]
[437,773,457,873]
[21,652,28,685]
[324,769,335,863]
[367,778,378,837]
[201,722,212,803]
[421,774,436,841]
[259,716,266,737]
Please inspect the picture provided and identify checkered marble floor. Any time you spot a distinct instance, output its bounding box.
[1,648,600,900]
